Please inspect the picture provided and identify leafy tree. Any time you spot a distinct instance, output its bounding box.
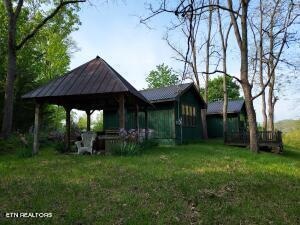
[44,106,66,132]
[92,112,103,132]
[1,0,84,138]
[0,1,81,133]
[146,64,179,88]
[201,76,240,102]
[77,115,87,130]
[77,112,103,131]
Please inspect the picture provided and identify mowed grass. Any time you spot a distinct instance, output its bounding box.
[0,141,299,225]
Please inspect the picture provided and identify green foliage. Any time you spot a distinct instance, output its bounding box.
[0,1,81,132]
[146,64,179,88]
[16,147,33,158]
[55,141,66,154]
[0,133,34,158]
[43,105,65,132]
[201,76,241,101]
[110,138,158,156]
[92,112,103,132]
[77,115,87,130]
[110,140,141,156]
[0,141,299,224]
[0,134,22,154]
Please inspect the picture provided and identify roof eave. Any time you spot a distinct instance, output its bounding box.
[148,98,176,104]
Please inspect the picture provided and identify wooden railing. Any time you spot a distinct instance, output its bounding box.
[225,131,282,146]
[258,131,282,144]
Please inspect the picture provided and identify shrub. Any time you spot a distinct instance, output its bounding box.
[0,135,21,154]
[55,141,66,153]
[16,147,33,158]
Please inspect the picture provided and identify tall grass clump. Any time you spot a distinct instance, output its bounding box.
[110,140,141,156]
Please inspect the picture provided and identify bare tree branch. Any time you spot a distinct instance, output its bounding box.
[252,0,296,101]
[201,70,242,83]
[140,0,241,25]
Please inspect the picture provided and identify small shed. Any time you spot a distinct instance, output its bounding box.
[207,99,247,138]
[104,83,207,144]
[22,56,151,153]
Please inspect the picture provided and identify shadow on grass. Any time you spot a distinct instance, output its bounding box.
[282,146,300,160]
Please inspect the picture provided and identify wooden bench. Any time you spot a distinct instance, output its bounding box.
[105,129,119,137]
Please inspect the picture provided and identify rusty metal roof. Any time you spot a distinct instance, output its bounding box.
[22,56,150,105]
[140,83,197,102]
[207,99,245,115]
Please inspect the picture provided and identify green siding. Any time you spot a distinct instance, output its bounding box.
[175,90,204,143]
[207,113,246,138]
[103,110,145,130]
[103,110,119,129]
[103,87,205,144]
[148,108,175,139]
[103,105,175,142]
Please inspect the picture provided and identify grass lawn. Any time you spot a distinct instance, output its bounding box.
[0,141,299,225]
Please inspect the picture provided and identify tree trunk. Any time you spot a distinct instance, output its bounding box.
[1,14,16,138]
[1,0,85,139]
[242,82,259,152]
[261,89,267,130]
[259,1,267,131]
[239,0,259,152]
[200,5,212,140]
[205,5,213,103]
[268,102,275,132]
[222,55,228,141]
[201,108,208,139]
[189,12,208,139]
[217,1,230,142]
[268,72,275,132]
[268,17,275,132]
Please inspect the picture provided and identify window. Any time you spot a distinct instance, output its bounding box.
[181,104,196,127]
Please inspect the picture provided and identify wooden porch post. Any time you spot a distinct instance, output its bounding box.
[65,106,71,151]
[145,108,148,140]
[86,110,91,131]
[118,94,125,129]
[33,103,41,155]
[135,104,139,139]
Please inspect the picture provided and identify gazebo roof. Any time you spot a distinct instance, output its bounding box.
[22,56,150,107]
[22,56,148,103]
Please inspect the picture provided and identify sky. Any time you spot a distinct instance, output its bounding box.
[69,0,299,122]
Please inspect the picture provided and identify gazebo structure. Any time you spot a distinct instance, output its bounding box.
[22,56,151,154]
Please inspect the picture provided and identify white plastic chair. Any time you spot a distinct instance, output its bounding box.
[75,132,96,155]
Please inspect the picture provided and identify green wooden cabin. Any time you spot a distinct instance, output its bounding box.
[103,83,207,144]
[207,100,247,138]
